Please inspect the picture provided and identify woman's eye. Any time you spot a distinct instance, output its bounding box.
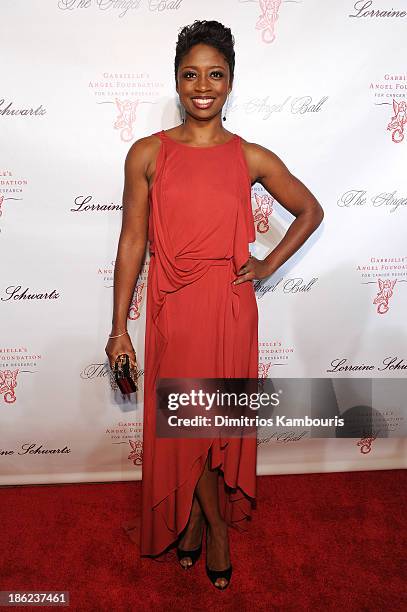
[182,71,224,79]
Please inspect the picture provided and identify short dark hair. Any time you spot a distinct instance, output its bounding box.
[174,20,235,87]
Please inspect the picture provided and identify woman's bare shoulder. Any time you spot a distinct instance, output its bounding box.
[239,135,289,183]
[122,136,162,194]
[239,135,279,158]
[125,133,161,167]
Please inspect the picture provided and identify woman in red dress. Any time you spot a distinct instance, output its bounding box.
[106,20,323,590]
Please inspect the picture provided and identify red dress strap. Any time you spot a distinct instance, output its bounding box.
[151,130,165,142]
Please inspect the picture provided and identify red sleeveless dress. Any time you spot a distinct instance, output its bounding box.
[140,129,258,556]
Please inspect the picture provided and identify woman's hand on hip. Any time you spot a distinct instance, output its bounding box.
[233,255,271,285]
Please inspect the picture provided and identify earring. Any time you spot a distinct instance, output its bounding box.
[222,94,230,122]
[180,105,185,124]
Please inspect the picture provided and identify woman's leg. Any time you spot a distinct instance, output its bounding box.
[183,448,231,587]
[177,493,205,567]
[178,448,231,586]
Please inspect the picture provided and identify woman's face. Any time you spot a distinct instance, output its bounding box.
[176,43,232,122]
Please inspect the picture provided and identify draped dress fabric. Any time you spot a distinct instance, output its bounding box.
[140,129,259,557]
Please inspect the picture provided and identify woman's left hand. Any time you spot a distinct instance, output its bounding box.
[233,255,271,285]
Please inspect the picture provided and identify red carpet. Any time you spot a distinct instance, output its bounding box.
[1,470,405,611]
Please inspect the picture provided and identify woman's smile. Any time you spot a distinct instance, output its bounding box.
[191,97,216,110]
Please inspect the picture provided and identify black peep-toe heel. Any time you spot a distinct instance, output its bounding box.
[176,541,203,568]
[205,563,233,590]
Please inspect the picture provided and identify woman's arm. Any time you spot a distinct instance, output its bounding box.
[234,142,324,284]
[110,138,151,335]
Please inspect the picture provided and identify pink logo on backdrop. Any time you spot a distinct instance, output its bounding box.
[258,361,272,378]
[255,0,282,43]
[90,73,163,142]
[128,439,143,466]
[0,369,18,403]
[253,192,274,233]
[258,362,272,392]
[114,98,140,142]
[387,99,407,143]
[129,281,145,320]
[357,434,377,454]
[373,278,397,314]
[0,194,3,216]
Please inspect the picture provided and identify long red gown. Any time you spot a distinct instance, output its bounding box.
[140,129,258,557]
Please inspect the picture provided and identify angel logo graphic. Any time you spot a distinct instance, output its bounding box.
[129,281,145,320]
[0,369,18,404]
[128,439,143,466]
[253,192,274,233]
[258,361,272,379]
[258,361,272,392]
[373,278,397,314]
[387,99,407,143]
[113,98,140,142]
[356,434,377,454]
[255,0,282,43]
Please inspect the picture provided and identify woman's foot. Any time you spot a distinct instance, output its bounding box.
[177,512,205,568]
[206,520,232,588]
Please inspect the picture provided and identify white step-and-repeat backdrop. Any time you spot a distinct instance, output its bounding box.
[1,1,406,485]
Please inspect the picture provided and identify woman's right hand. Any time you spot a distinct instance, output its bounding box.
[105,333,137,372]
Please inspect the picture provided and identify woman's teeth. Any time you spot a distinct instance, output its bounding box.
[192,98,215,109]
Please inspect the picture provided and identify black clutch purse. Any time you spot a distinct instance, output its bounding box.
[110,353,138,394]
